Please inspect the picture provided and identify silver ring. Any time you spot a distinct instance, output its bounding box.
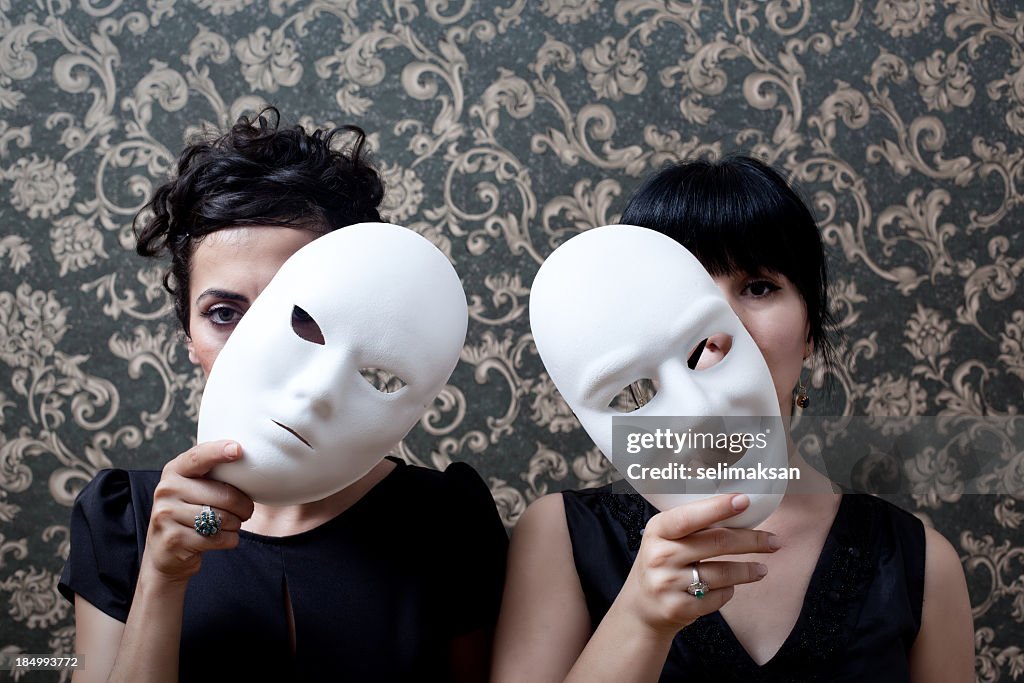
[194,505,222,537]
[686,564,710,598]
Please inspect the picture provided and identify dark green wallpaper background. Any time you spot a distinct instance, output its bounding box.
[0,0,1022,679]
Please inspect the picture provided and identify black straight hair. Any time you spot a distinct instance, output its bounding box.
[620,155,837,375]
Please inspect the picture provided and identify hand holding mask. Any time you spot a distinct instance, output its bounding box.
[197,223,468,506]
[529,225,787,527]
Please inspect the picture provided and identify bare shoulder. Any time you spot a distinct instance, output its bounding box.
[922,526,964,582]
[909,525,974,683]
[493,492,591,683]
[505,493,578,594]
[513,492,569,540]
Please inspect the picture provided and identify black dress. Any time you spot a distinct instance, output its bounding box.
[562,487,926,683]
[59,457,508,682]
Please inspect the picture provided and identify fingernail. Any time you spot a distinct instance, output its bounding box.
[755,563,768,577]
[224,442,239,458]
[768,534,782,550]
[731,494,750,511]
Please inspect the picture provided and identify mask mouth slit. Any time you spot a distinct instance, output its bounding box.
[272,420,313,450]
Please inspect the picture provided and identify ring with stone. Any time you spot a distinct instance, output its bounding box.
[194,505,222,537]
[686,564,710,598]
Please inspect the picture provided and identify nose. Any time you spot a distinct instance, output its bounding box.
[692,333,733,370]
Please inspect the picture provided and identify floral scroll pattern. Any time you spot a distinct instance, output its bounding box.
[0,0,1022,678]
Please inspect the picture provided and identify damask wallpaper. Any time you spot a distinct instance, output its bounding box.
[0,0,1021,679]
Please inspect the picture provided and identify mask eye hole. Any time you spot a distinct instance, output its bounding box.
[688,334,732,371]
[687,339,708,369]
[291,306,325,345]
[608,378,659,413]
[360,367,407,394]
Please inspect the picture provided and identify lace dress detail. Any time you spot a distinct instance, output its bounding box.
[602,489,648,551]
[562,487,925,682]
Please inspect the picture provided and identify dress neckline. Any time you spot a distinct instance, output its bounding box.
[706,494,848,669]
[677,493,880,678]
[238,457,406,545]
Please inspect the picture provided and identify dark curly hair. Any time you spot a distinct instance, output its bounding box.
[135,108,385,334]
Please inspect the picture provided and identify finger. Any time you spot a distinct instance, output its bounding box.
[145,511,241,569]
[157,471,255,522]
[175,477,255,522]
[177,526,242,553]
[167,441,242,479]
[646,494,752,540]
[680,560,768,592]
[169,505,245,535]
[687,584,735,614]
[676,527,780,563]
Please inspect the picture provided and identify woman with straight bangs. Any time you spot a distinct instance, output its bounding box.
[59,109,507,683]
[492,156,974,682]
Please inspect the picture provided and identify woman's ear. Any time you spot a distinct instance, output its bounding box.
[187,337,198,365]
[804,330,814,360]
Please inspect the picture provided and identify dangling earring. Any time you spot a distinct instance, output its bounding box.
[795,376,810,409]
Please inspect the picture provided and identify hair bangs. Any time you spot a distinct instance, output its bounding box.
[679,200,805,283]
[619,155,838,379]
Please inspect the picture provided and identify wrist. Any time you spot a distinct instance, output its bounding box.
[137,557,195,595]
[606,594,683,647]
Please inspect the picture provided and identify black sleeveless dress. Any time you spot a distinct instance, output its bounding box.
[59,457,508,682]
[562,487,925,682]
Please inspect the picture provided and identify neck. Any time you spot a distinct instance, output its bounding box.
[783,450,839,495]
[754,450,840,532]
[241,458,397,537]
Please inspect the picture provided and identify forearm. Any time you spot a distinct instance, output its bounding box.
[564,599,675,683]
[107,568,189,683]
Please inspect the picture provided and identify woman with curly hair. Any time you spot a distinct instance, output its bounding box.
[60,109,507,683]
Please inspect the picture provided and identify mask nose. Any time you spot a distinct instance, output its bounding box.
[659,350,733,419]
[284,349,350,420]
[308,395,332,419]
[286,381,333,418]
[658,360,713,415]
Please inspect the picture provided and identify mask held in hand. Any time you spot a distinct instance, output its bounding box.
[529,224,787,528]
[198,223,468,506]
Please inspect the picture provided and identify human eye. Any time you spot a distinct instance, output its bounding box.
[291,305,325,345]
[200,304,243,326]
[742,279,781,298]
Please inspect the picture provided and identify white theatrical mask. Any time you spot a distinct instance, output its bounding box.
[198,223,468,506]
[530,224,787,528]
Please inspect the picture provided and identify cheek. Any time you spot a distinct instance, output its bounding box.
[761,331,805,381]
[187,332,227,376]
[745,315,807,392]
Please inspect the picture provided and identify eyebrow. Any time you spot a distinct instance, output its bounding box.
[194,289,250,306]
